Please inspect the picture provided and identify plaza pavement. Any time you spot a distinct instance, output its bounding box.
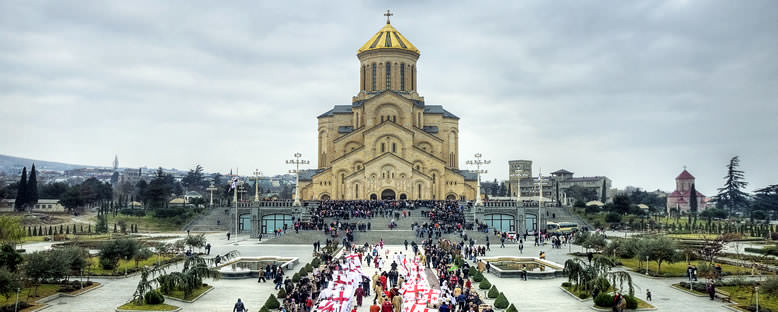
[23,231,737,312]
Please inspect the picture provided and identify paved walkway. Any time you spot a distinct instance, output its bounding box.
[27,232,738,311]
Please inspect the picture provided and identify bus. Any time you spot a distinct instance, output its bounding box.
[546,222,560,233]
[558,222,579,233]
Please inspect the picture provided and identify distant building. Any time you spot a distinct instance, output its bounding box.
[113,155,119,171]
[0,199,65,213]
[507,160,532,197]
[666,169,706,214]
[506,160,612,205]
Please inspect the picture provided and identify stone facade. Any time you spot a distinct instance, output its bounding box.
[666,169,706,214]
[297,19,477,201]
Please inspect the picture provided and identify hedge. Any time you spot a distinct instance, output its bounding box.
[494,293,509,309]
[264,294,280,309]
[506,304,517,312]
[487,286,499,298]
[479,279,491,290]
[594,293,613,307]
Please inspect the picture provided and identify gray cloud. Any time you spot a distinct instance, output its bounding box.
[1,0,776,195]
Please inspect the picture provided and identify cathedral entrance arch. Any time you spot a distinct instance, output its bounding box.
[370,194,377,200]
[445,193,457,201]
[399,193,407,200]
[320,194,331,201]
[381,189,396,200]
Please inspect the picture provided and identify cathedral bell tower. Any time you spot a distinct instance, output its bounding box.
[356,10,420,96]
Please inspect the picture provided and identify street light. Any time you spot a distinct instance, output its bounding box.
[286,153,310,206]
[465,153,490,207]
[254,169,262,202]
[206,183,218,208]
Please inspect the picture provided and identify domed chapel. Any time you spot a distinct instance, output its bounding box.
[297,12,478,201]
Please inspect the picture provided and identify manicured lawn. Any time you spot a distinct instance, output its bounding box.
[100,214,196,232]
[721,286,778,311]
[87,254,181,276]
[118,301,180,311]
[160,284,212,301]
[0,284,60,306]
[593,295,654,310]
[618,257,761,277]
[665,233,763,241]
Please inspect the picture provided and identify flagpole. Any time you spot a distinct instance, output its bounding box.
[234,178,239,245]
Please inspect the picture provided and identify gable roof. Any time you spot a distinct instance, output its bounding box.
[676,169,695,180]
[424,105,459,120]
[318,105,352,118]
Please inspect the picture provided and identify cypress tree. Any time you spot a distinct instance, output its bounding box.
[14,167,28,211]
[66,226,70,234]
[88,224,92,233]
[73,224,77,234]
[59,224,63,234]
[48,225,52,235]
[28,164,39,207]
[689,183,698,214]
[27,227,31,237]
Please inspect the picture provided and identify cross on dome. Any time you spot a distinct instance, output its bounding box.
[384,9,393,24]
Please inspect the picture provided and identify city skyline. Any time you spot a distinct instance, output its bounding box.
[2,1,777,196]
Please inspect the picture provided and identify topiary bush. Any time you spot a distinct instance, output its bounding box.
[594,293,614,307]
[260,306,270,312]
[487,285,499,298]
[292,272,301,282]
[144,290,165,305]
[311,258,321,267]
[305,263,313,273]
[493,292,509,309]
[479,278,491,290]
[472,271,483,282]
[264,294,280,309]
[505,304,517,312]
[277,287,287,298]
[624,295,638,309]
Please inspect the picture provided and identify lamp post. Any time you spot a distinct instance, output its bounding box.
[206,183,217,208]
[254,169,262,202]
[286,153,310,206]
[466,153,490,207]
[14,287,19,312]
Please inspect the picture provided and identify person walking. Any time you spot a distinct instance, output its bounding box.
[500,237,505,248]
[518,243,524,254]
[233,298,247,312]
[227,232,231,240]
[205,243,211,255]
[646,289,652,301]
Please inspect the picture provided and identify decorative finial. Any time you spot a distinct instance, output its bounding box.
[683,165,687,170]
[384,9,393,24]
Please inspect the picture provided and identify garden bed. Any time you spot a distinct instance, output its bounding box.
[560,284,591,301]
[86,255,183,276]
[159,284,213,303]
[0,282,102,312]
[618,258,763,277]
[720,285,778,312]
[116,302,181,311]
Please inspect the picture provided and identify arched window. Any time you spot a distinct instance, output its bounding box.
[418,184,422,199]
[385,62,391,89]
[355,184,359,198]
[341,173,344,184]
[381,116,384,122]
[392,143,396,153]
[355,112,359,127]
[362,65,366,90]
[417,113,421,127]
[400,63,405,91]
[381,143,385,153]
[432,173,436,184]
[392,115,396,122]
[411,65,415,90]
[372,63,377,91]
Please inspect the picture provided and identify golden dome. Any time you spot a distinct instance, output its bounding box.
[357,22,419,55]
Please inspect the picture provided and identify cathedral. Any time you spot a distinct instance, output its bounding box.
[297,14,478,201]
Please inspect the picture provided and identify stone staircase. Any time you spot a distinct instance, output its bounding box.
[543,206,592,229]
[185,207,231,232]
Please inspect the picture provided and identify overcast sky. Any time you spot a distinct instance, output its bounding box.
[1,0,776,195]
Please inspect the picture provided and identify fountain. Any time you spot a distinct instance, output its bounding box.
[478,256,565,279]
[216,257,299,279]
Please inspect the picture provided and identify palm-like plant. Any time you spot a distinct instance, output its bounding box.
[563,256,634,296]
[157,250,241,298]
